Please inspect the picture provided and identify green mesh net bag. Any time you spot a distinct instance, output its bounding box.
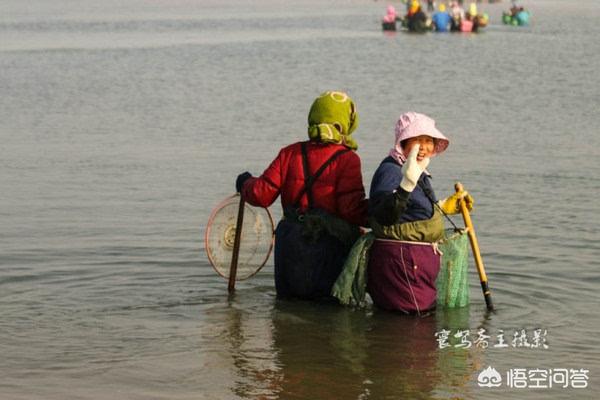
[436,229,470,308]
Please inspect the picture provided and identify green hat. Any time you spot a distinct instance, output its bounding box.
[307,91,359,150]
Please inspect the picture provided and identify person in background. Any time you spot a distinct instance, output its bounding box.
[432,3,452,32]
[382,4,399,30]
[476,12,490,29]
[405,1,430,33]
[461,2,478,32]
[514,7,530,26]
[427,0,435,13]
[449,1,465,31]
[366,112,473,314]
[406,0,420,19]
[236,91,368,301]
[382,4,398,24]
[467,2,478,19]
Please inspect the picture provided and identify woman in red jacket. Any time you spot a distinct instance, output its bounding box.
[236,91,368,300]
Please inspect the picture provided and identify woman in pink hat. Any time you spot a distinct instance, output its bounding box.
[366,112,473,314]
[382,5,397,24]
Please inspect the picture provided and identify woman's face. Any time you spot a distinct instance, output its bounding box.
[402,135,435,161]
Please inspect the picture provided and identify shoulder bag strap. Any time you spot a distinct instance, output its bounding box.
[292,143,351,209]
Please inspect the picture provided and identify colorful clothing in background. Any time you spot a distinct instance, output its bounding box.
[382,5,397,23]
[432,5,452,32]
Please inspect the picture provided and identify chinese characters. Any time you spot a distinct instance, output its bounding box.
[435,328,549,350]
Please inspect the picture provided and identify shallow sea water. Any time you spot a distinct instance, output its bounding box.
[1,0,599,398]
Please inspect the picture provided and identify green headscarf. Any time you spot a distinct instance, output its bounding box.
[307,91,359,150]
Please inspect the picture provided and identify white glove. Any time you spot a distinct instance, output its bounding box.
[399,144,430,192]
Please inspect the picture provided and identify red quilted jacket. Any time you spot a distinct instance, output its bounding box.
[241,141,368,227]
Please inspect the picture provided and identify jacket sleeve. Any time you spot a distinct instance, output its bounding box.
[370,189,411,226]
[335,153,368,227]
[241,150,284,208]
[368,161,411,226]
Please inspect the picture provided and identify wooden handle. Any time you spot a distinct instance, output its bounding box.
[455,182,494,311]
[228,195,245,293]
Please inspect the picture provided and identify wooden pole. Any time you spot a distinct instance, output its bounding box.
[228,195,245,293]
[455,182,494,311]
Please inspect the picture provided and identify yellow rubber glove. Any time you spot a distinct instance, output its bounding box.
[439,191,474,215]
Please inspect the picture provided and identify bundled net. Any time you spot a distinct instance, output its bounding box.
[205,194,274,280]
[436,229,470,308]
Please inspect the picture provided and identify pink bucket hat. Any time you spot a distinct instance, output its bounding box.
[389,112,449,164]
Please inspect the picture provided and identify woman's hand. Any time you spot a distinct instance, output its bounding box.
[439,191,474,215]
[235,171,252,193]
[399,144,430,192]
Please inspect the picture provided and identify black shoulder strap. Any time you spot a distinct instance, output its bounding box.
[300,142,314,208]
[293,143,351,209]
[417,178,436,205]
